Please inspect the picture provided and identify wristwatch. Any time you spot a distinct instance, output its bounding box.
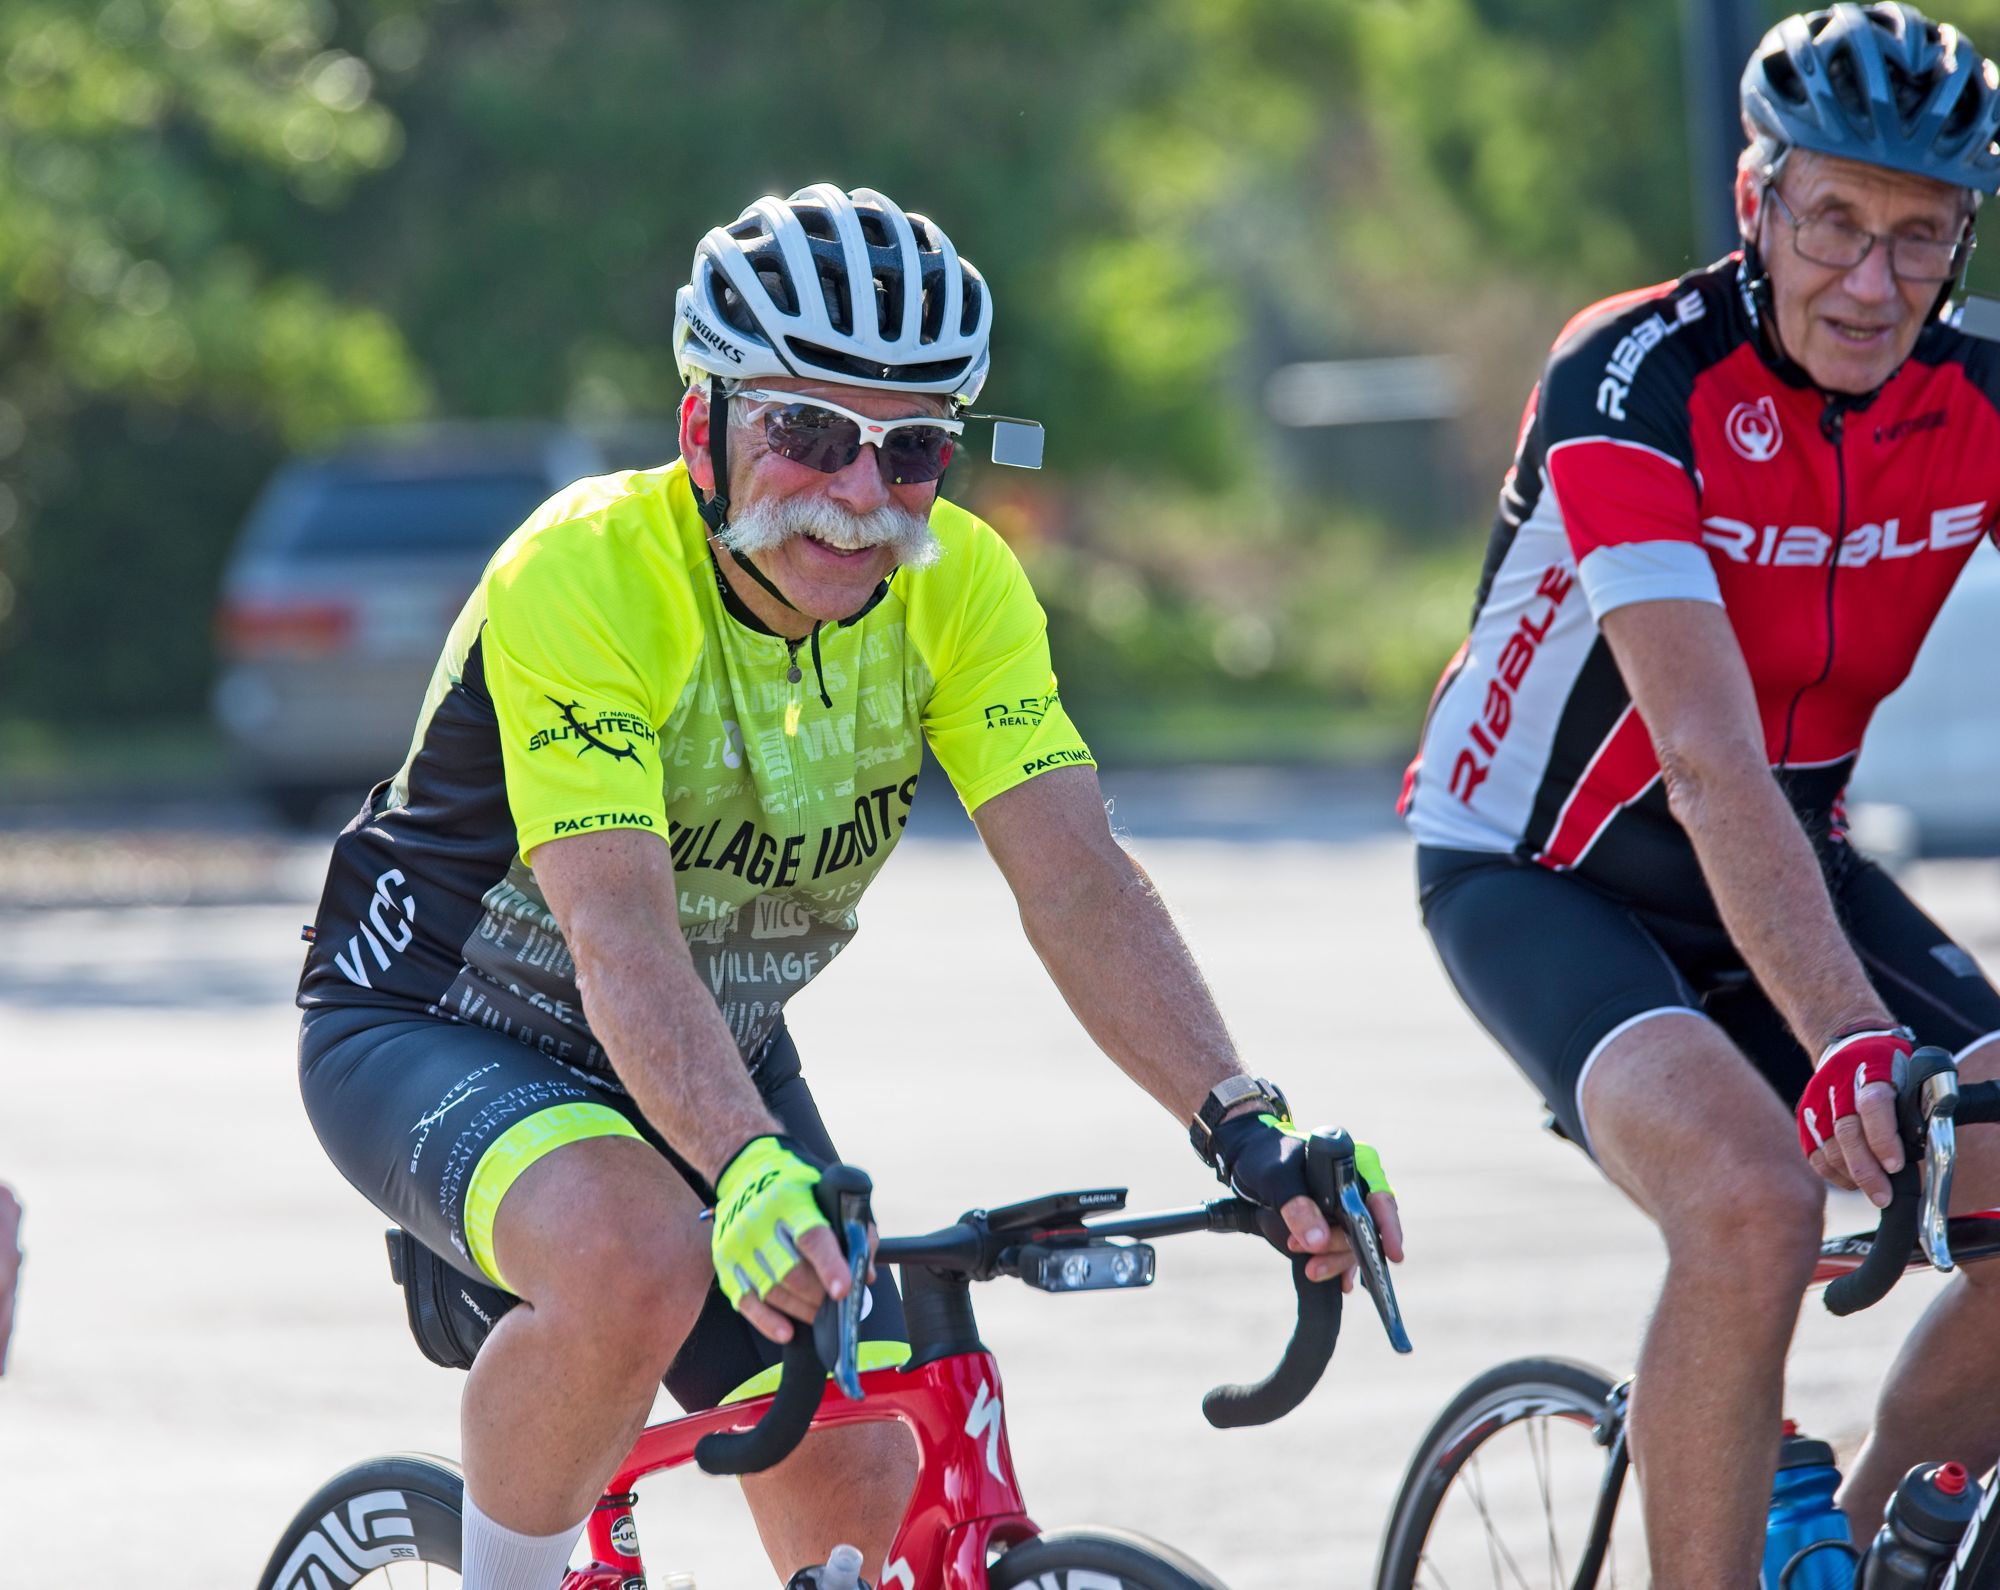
[1189,1075,1291,1167]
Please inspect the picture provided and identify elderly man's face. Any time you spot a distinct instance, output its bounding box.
[1738,150,1970,395]
[682,378,949,626]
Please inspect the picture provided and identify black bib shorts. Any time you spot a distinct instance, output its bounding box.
[299,1008,907,1411]
[1418,845,2000,1157]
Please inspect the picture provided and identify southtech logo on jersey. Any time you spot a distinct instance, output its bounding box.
[1700,501,1987,568]
[527,698,657,766]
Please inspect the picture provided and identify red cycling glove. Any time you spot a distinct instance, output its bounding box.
[1796,1027,1912,1160]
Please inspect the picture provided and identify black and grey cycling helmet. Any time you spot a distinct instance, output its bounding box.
[1742,4,2000,193]
[674,184,992,404]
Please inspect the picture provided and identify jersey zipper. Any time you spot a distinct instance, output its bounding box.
[783,637,806,740]
[1776,401,1849,789]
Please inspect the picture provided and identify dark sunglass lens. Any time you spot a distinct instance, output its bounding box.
[765,405,862,473]
[880,428,955,484]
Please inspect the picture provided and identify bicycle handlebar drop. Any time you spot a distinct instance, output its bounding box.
[1824,1047,2000,1317]
[694,1132,1410,1475]
[1202,1128,1410,1427]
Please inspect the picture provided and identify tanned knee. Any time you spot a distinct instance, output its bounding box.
[1665,1157,1823,1291]
[535,1221,707,1379]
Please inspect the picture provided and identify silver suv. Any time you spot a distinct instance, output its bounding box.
[211,421,674,824]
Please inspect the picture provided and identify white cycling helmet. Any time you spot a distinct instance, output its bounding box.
[674,183,992,404]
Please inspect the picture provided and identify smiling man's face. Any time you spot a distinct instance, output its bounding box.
[1740,149,1970,394]
[681,378,948,628]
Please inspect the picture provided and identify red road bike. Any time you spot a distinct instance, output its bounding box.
[259,1132,1408,1590]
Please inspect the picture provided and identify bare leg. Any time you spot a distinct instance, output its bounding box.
[466,1134,919,1581]
[464,1135,713,1531]
[1839,1036,2000,1533]
[1582,1013,1827,1589]
[740,1421,920,1581]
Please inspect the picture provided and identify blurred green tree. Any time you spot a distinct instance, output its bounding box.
[25,0,2000,753]
[0,0,425,723]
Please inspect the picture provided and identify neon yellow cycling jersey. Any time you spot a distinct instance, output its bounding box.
[297,459,1092,1068]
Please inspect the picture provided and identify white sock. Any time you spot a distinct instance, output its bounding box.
[461,1490,586,1590]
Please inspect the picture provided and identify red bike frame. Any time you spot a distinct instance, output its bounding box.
[558,1354,1040,1590]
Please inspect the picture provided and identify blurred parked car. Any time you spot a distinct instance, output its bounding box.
[212,421,674,824]
[1849,540,2000,856]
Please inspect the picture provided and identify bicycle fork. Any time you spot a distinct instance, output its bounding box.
[1567,1379,1633,1590]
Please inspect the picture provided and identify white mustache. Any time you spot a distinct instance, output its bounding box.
[721,496,944,569]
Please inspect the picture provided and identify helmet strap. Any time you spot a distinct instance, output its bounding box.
[725,540,804,615]
[1740,173,1818,387]
[692,375,733,534]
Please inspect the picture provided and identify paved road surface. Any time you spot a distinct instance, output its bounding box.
[4,813,1997,1587]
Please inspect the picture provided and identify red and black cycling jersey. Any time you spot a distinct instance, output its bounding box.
[1400,253,2000,921]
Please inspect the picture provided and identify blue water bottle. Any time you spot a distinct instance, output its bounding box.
[1763,1425,1858,1590]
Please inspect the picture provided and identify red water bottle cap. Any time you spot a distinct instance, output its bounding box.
[1936,1463,1969,1496]
[1782,1419,1799,1436]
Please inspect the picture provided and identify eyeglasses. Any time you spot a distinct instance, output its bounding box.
[1763,183,1972,284]
[729,388,963,485]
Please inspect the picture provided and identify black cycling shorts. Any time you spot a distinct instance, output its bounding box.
[299,1007,907,1412]
[1418,845,2000,1156]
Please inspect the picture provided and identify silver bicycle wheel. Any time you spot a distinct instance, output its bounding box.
[1374,1357,1647,1589]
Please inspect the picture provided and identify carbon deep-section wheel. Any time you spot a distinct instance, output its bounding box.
[256,1453,465,1590]
[1374,1357,1646,1590]
[988,1526,1233,1589]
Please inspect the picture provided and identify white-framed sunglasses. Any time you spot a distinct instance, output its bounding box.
[729,387,1044,480]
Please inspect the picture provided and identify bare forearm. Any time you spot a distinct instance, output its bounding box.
[1666,749,1889,1053]
[1018,847,1244,1121]
[565,910,778,1184]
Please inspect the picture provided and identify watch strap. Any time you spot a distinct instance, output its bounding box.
[1189,1075,1290,1167]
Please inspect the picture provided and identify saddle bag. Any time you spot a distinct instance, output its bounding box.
[384,1226,519,1370]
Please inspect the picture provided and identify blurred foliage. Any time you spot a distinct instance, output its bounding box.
[0,0,427,720]
[15,0,1996,755]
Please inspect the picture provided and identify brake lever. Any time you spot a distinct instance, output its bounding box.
[831,1215,869,1398]
[1310,1129,1412,1354]
[808,1169,874,1402]
[1919,1068,1962,1273]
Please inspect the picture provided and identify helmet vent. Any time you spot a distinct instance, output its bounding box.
[1765,49,1809,106]
[756,264,798,319]
[814,260,852,335]
[874,275,904,341]
[785,338,969,386]
[715,279,763,340]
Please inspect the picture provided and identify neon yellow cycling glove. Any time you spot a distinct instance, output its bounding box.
[711,1136,828,1309]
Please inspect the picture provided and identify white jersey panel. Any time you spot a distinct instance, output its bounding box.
[1578,539,1723,618]
[1406,469,1603,852]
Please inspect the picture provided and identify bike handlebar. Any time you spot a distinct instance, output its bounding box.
[1824,1047,2000,1316]
[693,1165,875,1477]
[694,1131,1406,1475]
[1822,1160,1921,1316]
[1200,1136,1344,1424]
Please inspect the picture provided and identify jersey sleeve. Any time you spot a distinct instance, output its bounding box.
[1538,287,1723,620]
[481,516,698,861]
[906,510,1094,813]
